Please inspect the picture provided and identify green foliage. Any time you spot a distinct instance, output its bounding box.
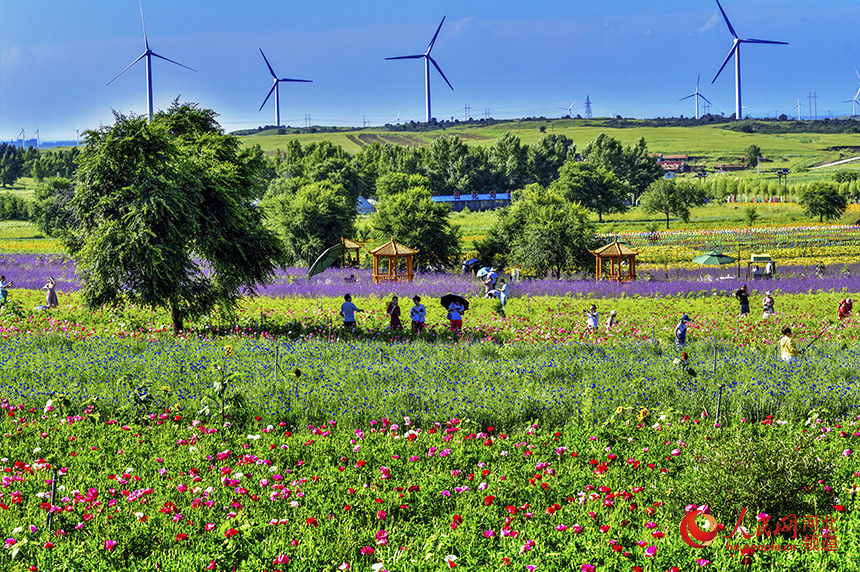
[488,132,529,190]
[69,102,284,333]
[799,181,848,222]
[641,178,708,228]
[551,161,628,222]
[374,172,433,201]
[482,184,597,277]
[265,180,355,266]
[29,147,80,182]
[0,143,26,188]
[744,206,760,226]
[32,177,75,237]
[582,134,663,203]
[371,185,461,269]
[745,144,763,168]
[528,133,575,187]
[833,169,859,183]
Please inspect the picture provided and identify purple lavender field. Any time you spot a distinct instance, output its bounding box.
[1,254,858,300]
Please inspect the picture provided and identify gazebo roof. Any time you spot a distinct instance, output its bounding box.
[370,239,419,257]
[341,237,362,250]
[590,239,638,257]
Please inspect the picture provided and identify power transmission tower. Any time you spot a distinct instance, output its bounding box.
[584,96,592,119]
[484,108,490,120]
[812,93,818,120]
[304,114,311,128]
[464,104,471,121]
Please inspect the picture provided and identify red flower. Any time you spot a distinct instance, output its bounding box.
[224,529,238,538]
[176,533,188,541]
[305,517,318,527]
[484,495,496,506]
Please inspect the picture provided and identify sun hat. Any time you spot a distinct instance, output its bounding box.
[610,310,617,316]
[681,314,691,322]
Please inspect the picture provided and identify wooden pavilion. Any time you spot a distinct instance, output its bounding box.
[340,237,362,267]
[590,239,638,282]
[370,239,419,284]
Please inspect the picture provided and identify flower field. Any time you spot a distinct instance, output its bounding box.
[1,253,859,570]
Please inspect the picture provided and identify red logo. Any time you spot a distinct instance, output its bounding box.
[680,509,720,548]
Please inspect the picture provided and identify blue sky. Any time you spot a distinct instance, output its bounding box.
[2,0,858,140]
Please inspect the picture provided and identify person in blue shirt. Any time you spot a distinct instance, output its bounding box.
[339,293,363,329]
[0,275,12,309]
[410,295,426,333]
[448,301,465,332]
[674,314,691,347]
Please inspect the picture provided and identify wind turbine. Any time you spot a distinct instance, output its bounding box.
[34,129,39,149]
[386,16,454,123]
[567,100,576,117]
[680,75,712,119]
[844,68,860,117]
[107,1,195,120]
[794,97,804,121]
[258,49,312,128]
[710,0,787,120]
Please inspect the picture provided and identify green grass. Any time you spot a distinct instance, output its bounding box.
[0,176,38,200]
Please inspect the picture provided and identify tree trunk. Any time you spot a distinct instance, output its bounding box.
[170,303,184,334]
[666,212,670,229]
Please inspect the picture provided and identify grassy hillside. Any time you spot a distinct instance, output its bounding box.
[240,118,860,184]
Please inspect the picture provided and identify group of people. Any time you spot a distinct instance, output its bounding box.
[341,293,456,333]
[584,304,617,331]
[0,275,59,311]
[750,261,774,281]
[735,284,777,320]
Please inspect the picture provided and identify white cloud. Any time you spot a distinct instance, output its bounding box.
[700,11,720,34]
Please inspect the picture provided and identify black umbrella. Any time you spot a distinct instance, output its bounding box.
[308,243,345,279]
[440,293,469,311]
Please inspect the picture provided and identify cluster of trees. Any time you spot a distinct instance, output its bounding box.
[0,143,80,189]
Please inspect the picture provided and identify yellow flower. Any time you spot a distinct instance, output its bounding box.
[161,385,172,394]
[224,345,234,357]
[615,406,624,415]
[637,408,650,422]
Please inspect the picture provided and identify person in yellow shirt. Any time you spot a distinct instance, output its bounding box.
[779,325,802,363]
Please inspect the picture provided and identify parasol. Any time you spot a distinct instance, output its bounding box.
[440,293,469,312]
[692,251,737,265]
[476,267,492,278]
[308,243,345,279]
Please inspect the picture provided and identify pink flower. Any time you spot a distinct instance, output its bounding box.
[670,449,681,456]
[571,524,584,534]
[360,547,374,555]
[483,530,495,538]
[43,542,54,550]
[224,529,238,538]
[103,539,117,551]
[338,564,350,571]
[376,530,389,546]
[756,513,770,523]
[555,525,568,531]
[273,555,290,565]
[4,538,16,549]
[527,566,537,572]
[645,545,657,558]
[696,559,711,567]
[206,561,217,570]
[377,510,387,520]
[205,523,216,531]
[582,565,595,572]
[843,449,852,458]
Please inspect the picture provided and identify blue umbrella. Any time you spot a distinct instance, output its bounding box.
[476,267,492,278]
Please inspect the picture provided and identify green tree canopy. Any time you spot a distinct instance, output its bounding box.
[800,181,847,222]
[32,177,76,238]
[528,134,575,187]
[375,172,433,201]
[265,180,355,266]
[581,134,663,204]
[68,102,283,333]
[0,143,26,188]
[477,184,596,277]
[489,132,529,190]
[745,144,763,169]
[550,161,628,222]
[640,178,707,228]
[371,185,460,269]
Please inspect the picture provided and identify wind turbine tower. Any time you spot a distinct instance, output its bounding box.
[386,17,454,123]
[34,129,40,149]
[258,49,312,127]
[107,1,195,120]
[584,96,592,119]
[794,97,803,121]
[680,75,712,120]
[567,100,576,118]
[710,0,787,120]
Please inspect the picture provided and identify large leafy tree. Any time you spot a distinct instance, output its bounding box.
[489,132,529,190]
[265,180,355,265]
[0,143,25,188]
[800,182,847,222]
[69,102,283,333]
[550,161,627,222]
[582,134,662,204]
[477,184,596,277]
[32,177,77,238]
[640,179,707,228]
[528,134,575,187]
[371,184,461,269]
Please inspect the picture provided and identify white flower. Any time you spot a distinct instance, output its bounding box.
[247,434,261,440]
[33,448,41,454]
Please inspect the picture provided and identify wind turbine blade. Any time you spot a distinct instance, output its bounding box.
[139,0,149,49]
[385,54,424,60]
[699,94,713,105]
[680,94,696,101]
[696,73,700,89]
[429,56,453,90]
[854,86,860,99]
[740,38,788,45]
[260,49,277,79]
[427,16,446,53]
[150,52,196,72]
[711,43,738,84]
[278,78,313,83]
[714,0,738,38]
[855,67,860,81]
[106,53,146,85]
[259,84,276,111]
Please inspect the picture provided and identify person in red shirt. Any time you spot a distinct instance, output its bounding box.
[838,297,853,319]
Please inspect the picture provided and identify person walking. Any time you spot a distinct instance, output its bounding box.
[779,325,802,363]
[674,314,692,347]
[447,300,465,332]
[838,297,853,320]
[606,309,617,330]
[735,284,750,316]
[764,261,774,280]
[585,305,599,330]
[762,291,775,320]
[386,295,402,331]
[497,278,508,309]
[0,275,12,309]
[340,293,363,330]
[410,296,426,333]
[43,277,59,308]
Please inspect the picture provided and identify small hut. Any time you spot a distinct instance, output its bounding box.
[589,239,638,282]
[370,239,419,283]
[341,237,362,267]
[746,253,775,280]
